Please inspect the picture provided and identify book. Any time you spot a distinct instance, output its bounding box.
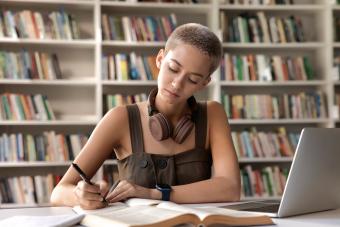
[73,198,273,227]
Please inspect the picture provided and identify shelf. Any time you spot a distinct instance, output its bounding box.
[0,119,98,126]
[0,79,96,86]
[0,160,117,168]
[332,5,340,11]
[219,4,324,12]
[332,42,340,48]
[220,80,327,87]
[0,0,94,9]
[222,42,324,49]
[238,157,293,163]
[0,39,96,48]
[102,41,166,48]
[333,81,340,86]
[101,1,211,14]
[229,119,330,125]
[102,80,157,86]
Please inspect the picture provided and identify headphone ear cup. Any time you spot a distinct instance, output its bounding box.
[173,115,194,144]
[149,113,173,141]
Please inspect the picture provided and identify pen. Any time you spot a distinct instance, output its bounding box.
[71,163,94,185]
[72,162,106,202]
[105,180,121,201]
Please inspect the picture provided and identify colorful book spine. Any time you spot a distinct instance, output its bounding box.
[231,127,299,159]
[222,92,326,120]
[240,165,289,198]
[0,132,89,162]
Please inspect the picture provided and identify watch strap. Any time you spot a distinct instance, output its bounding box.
[156,184,171,201]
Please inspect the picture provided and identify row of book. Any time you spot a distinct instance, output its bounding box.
[241,165,289,198]
[0,132,88,162]
[102,53,158,81]
[0,175,60,204]
[0,50,62,80]
[101,14,177,41]
[220,11,304,43]
[0,9,80,40]
[0,93,55,121]
[221,54,314,81]
[222,92,327,119]
[232,127,299,158]
[221,0,294,4]
[106,93,148,110]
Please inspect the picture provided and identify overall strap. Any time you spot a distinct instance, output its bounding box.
[126,104,145,153]
[195,102,207,150]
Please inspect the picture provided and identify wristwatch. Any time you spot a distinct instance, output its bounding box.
[156,184,172,201]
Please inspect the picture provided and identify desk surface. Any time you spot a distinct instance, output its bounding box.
[0,206,340,226]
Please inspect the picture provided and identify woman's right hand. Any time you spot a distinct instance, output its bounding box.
[73,180,108,210]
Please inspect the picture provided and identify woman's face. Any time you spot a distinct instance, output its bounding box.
[156,44,212,105]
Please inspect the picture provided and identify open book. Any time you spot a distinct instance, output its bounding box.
[73,198,274,227]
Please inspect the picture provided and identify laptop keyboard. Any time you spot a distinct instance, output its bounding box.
[243,204,280,213]
[223,200,281,213]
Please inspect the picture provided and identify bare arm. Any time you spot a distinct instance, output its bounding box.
[50,106,128,208]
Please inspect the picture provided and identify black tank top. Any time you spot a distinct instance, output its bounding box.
[117,102,212,188]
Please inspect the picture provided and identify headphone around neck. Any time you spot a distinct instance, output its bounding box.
[147,88,197,144]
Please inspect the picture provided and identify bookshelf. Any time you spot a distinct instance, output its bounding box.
[218,0,334,200]
[0,0,338,205]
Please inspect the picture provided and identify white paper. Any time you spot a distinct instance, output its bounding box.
[0,214,84,227]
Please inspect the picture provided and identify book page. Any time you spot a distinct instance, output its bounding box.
[73,202,127,215]
[84,205,196,227]
[157,202,209,221]
[197,207,271,218]
[196,207,274,226]
[124,198,163,207]
[73,198,162,215]
[73,198,162,214]
[157,202,271,221]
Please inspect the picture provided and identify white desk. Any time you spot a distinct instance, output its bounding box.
[0,206,339,226]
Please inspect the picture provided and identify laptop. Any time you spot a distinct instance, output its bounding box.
[225,127,340,218]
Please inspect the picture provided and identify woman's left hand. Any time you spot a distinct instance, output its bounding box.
[105,180,150,203]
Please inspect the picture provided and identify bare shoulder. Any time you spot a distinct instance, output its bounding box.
[103,104,129,124]
[98,102,146,144]
[93,105,130,146]
[206,100,224,111]
[206,100,228,123]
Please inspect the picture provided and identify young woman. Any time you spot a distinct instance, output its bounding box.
[51,23,240,210]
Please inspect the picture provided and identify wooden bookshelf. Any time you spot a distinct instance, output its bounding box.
[0,0,338,204]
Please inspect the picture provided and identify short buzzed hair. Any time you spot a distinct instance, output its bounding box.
[164,23,222,75]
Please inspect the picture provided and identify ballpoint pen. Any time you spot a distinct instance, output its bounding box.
[72,162,106,202]
[105,180,121,202]
[72,163,94,185]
